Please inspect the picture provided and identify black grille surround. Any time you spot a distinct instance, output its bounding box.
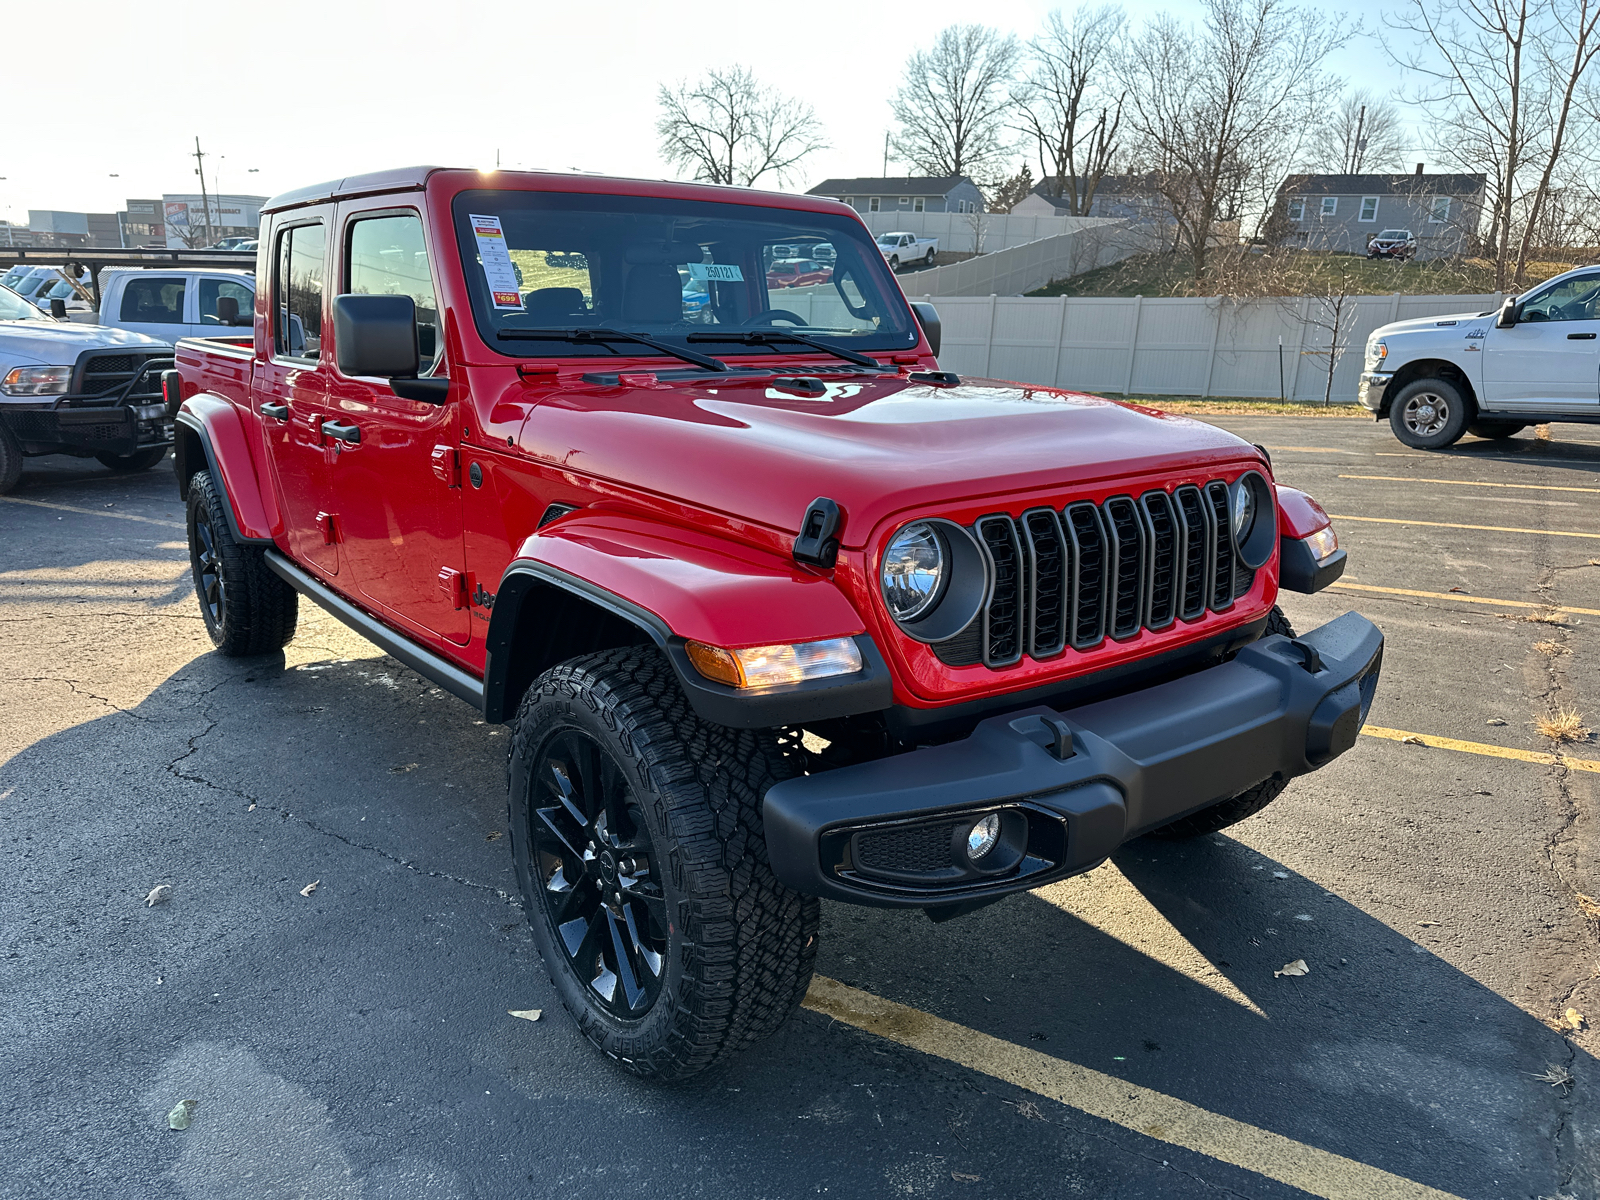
[932,482,1261,670]
[70,349,172,404]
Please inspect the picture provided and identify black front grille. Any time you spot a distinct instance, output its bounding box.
[932,478,1258,669]
[75,351,171,400]
[855,821,959,874]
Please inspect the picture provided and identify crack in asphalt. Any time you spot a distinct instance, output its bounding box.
[15,676,154,723]
[160,681,519,908]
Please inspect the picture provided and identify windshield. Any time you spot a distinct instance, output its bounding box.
[1377,230,1409,239]
[0,283,51,321]
[451,190,917,360]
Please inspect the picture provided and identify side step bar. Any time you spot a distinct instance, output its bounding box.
[263,550,485,711]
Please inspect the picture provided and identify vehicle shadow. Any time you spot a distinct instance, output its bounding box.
[0,650,1592,1200]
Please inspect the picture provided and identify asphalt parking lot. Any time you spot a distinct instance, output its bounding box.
[2,414,1598,1200]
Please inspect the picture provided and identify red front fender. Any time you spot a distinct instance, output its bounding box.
[511,513,867,648]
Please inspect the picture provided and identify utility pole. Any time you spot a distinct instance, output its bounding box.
[883,131,889,178]
[1349,105,1366,175]
[193,136,213,247]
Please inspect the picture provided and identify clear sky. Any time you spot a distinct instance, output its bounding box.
[4,0,1419,223]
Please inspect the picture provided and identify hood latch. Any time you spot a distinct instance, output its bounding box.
[793,497,843,568]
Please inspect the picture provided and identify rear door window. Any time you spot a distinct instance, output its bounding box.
[120,276,185,324]
[274,222,326,360]
[198,277,254,326]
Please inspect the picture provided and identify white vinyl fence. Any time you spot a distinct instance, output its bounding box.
[861,210,1119,253]
[911,291,1503,402]
[893,222,1147,297]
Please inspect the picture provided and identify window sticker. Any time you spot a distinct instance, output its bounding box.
[688,263,744,282]
[469,214,524,309]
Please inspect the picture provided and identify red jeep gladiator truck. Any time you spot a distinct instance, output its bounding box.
[170,166,1380,1080]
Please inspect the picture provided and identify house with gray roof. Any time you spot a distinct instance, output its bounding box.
[1011,173,1176,230]
[1275,168,1487,259]
[806,176,985,215]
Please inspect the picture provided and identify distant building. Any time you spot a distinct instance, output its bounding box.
[0,220,35,247]
[805,176,985,215]
[1011,173,1176,229]
[121,199,165,248]
[161,193,266,248]
[1274,168,1487,258]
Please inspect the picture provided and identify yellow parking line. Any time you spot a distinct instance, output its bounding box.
[1362,726,1600,773]
[803,976,1465,1200]
[1328,581,1600,617]
[1339,474,1600,494]
[0,495,184,530]
[1329,514,1600,540]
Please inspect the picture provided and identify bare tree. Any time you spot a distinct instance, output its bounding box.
[1120,0,1346,282]
[1310,89,1410,173]
[656,67,827,188]
[1389,0,1600,288]
[1013,5,1127,216]
[891,25,1023,186]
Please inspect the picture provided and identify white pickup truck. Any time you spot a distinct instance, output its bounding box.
[87,268,256,341]
[1361,263,1600,448]
[875,231,938,271]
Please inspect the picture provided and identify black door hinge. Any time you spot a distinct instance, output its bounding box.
[793,497,843,568]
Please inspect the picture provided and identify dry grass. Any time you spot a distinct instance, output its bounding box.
[1133,397,1367,416]
[1530,1062,1576,1093]
[1536,705,1591,742]
[1534,640,1571,657]
[1576,892,1600,920]
[1536,423,1554,441]
[1501,608,1569,625]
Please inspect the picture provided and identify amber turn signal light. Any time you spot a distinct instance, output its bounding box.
[684,638,863,689]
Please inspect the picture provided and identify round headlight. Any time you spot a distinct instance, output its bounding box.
[1231,480,1256,541]
[881,522,946,621]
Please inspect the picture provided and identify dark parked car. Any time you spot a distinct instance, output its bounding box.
[1367,230,1417,260]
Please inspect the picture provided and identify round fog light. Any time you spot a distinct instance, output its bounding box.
[966,813,1001,860]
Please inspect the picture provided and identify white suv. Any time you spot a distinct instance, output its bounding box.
[1361,264,1600,447]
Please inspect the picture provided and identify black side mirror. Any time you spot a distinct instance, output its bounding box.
[332,293,449,404]
[1495,296,1520,328]
[216,295,241,325]
[909,301,941,357]
[49,298,67,319]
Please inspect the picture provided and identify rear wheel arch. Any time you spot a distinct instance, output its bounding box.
[1379,357,1477,417]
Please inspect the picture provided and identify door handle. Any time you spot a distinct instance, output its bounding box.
[1568,332,1596,340]
[260,402,288,420]
[321,420,361,444]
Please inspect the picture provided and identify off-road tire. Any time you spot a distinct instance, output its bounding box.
[1150,607,1297,839]
[1388,376,1472,449]
[185,469,297,656]
[0,421,22,494]
[1468,421,1527,440]
[96,447,169,473]
[508,648,819,1081]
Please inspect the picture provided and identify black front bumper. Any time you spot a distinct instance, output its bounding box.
[0,404,172,456]
[763,612,1383,908]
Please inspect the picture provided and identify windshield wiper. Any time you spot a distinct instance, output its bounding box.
[496,327,729,373]
[685,329,886,371]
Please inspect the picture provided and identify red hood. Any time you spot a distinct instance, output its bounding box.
[508,374,1263,547]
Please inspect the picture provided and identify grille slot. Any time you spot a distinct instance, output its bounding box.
[1064,501,1107,650]
[976,515,1024,667]
[1174,485,1213,621]
[1205,482,1235,610]
[1021,507,1068,658]
[1103,496,1146,640]
[1139,490,1181,631]
[929,478,1256,670]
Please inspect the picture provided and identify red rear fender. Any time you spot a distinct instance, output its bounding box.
[173,395,276,543]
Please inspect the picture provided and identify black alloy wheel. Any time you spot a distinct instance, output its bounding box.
[527,728,668,1018]
[192,502,226,627]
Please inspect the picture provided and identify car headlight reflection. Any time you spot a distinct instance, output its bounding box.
[1231,480,1256,541]
[881,521,946,622]
[1,365,71,396]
